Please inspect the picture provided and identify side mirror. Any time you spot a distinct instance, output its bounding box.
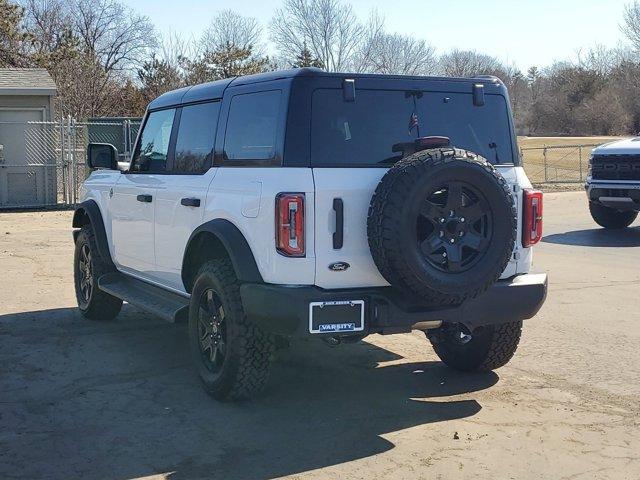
[87,143,118,170]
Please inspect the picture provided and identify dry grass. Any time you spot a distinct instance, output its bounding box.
[517,136,628,183]
[517,136,624,150]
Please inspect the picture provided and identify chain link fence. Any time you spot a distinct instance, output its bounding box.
[520,144,599,184]
[0,117,140,209]
[2,123,602,209]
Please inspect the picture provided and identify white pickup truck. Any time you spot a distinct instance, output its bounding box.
[586,138,640,228]
[72,68,548,401]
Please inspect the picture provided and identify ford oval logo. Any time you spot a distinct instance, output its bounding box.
[329,262,350,272]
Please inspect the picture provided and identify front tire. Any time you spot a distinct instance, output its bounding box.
[74,226,122,321]
[428,321,522,372]
[589,201,638,229]
[188,259,275,401]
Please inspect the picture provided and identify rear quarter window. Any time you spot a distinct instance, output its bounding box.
[224,90,282,163]
[311,88,514,167]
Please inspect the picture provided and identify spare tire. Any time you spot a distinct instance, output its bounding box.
[367,147,516,305]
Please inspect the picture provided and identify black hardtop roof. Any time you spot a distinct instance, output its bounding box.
[147,67,505,110]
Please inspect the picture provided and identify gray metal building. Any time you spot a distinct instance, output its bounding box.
[0,68,57,207]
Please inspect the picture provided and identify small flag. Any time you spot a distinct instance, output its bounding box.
[408,111,419,135]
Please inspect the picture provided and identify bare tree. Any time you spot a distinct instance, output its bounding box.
[622,1,640,51]
[270,0,364,72]
[19,0,71,60]
[349,10,384,73]
[439,49,505,78]
[71,0,157,74]
[201,10,263,54]
[159,31,193,69]
[357,32,437,75]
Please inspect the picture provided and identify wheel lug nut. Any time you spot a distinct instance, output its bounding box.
[442,252,447,258]
[459,231,464,237]
[450,239,455,244]
[440,218,445,224]
[439,231,444,237]
[460,217,465,222]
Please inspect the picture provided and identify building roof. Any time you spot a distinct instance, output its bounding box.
[0,68,57,96]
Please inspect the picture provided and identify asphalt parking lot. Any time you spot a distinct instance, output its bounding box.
[1,191,639,480]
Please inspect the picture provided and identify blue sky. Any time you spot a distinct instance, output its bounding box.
[127,0,631,71]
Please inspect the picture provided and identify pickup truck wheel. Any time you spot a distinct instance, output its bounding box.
[428,321,522,371]
[368,148,517,304]
[74,226,123,321]
[589,201,638,229]
[188,259,275,401]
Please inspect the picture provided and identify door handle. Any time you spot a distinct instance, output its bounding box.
[136,194,153,203]
[181,197,201,207]
[333,198,344,249]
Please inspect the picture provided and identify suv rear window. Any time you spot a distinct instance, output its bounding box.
[311,89,513,166]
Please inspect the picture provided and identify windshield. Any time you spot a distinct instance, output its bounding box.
[310,88,514,166]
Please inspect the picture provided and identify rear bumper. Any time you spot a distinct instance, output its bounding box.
[240,273,548,337]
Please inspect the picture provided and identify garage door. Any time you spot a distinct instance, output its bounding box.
[0,109,49,207]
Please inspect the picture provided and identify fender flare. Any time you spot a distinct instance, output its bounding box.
[182,219,263,289]
[72,200,116,270]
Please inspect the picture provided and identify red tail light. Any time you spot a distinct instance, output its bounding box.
[276,193,305,257]
[523,189,543,247]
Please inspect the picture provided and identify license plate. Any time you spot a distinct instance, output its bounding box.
[308,300,365,334]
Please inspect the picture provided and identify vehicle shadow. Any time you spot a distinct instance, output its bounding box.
[543,226,640,247]
[0,305,497,480]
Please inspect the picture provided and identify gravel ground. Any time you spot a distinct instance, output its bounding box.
[0,191,639,480]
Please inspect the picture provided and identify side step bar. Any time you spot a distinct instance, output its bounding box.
[98,273,190,322]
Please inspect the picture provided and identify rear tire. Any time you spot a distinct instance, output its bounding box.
[188,258,275,401]
[428,321,522,372]
[589,202,638,229]
[74,226,123,321]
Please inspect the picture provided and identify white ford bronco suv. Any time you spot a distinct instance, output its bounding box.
[586,138,640,228]
[72,68,548,401]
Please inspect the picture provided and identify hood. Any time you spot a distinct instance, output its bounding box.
[592,137,638,155]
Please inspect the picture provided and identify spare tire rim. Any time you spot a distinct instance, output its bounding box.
[197,288,227,373]
[416,181,493,273]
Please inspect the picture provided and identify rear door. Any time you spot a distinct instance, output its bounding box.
[311,87,521,288]
[153,101,220,291]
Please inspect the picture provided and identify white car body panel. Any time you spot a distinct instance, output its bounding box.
[204,167,316,286]
[109,173,158,276]
[81,162,533,291]
[153,169,217,290]
[311,165,531,289]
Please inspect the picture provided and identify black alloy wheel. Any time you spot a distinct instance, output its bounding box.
[197,288,227,375]
[77,243,94,305]
[417,181,492,273]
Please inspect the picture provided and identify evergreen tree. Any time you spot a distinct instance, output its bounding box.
[0,0,30,67]
[184,42,270,84]
[291,43,323,69]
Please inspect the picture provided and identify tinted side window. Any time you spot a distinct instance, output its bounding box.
[132,108,175,173]
[172,102,220,174]
[224,90,281,162]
